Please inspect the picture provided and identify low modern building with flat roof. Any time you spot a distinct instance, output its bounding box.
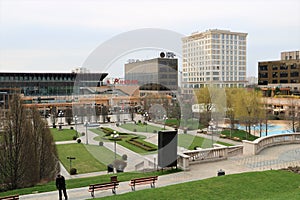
[0,72,108,96]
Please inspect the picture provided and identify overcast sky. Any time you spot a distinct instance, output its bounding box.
[0,0,299,77]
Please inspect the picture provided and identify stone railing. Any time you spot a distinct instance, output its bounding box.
[177,145,243,170]
[243,133,300,156]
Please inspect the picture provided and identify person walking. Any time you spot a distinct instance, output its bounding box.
[56,174,68,200]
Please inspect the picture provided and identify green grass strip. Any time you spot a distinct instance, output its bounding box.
[178,134,233,150]
[94,170,300,200]
[84,145,121,165]
[120,123,161,133]
[0,169,180,197]
[51,128,77,142]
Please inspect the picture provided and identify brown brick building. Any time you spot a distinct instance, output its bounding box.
[258,51,300,94]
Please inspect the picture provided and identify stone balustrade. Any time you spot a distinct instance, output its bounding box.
[177,145,243,170]
[243,133,300,156]
[177,133,300,170]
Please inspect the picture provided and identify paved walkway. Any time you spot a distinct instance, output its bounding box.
[19,119,300,199]
[20,143,300,200]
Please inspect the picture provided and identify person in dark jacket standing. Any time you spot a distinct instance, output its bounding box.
[56,174,68,200]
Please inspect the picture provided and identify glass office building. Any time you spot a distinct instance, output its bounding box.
[0,72,108,96]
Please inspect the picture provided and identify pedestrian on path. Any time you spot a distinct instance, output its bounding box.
[56,174,68,200]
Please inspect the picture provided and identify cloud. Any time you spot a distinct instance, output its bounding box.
[0,0,299,76]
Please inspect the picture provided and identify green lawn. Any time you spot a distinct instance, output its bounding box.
[178,134,233,150]
[90,128,108,142]
[85,145,121,165]
[166,118,205,130]
[95,170,300,200]
[0,169,180,197]
[51,128,78,142]
[120,123,162,133]
[56,143,106,173]
[116,135,157,154]
[221,129,258,141]
[91,128,157,154]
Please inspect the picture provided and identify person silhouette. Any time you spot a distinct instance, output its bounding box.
[56,174,68,200]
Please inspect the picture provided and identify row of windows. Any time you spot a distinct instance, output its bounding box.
[259,63,299,71]
[184,55,246,61]
[184,45,246,51]
[183,66,246,72]
[186,76,245,82]
[0,75,75,81]
[185,71,245,77]
[259,72,299,78]
[184,61,246,66]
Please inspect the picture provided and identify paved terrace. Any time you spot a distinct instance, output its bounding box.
[20,143,300,200]
[19,120,300,200]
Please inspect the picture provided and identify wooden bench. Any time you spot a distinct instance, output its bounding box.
[88,182,119,198]
[129,176,158,191]
[0,195,19,200]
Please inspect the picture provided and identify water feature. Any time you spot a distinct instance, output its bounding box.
[236,124,293,137]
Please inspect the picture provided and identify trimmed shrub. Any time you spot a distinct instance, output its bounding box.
[81,132,85,136]
[183,128,187,134]
[72,136,78,140]
[70,127,74,129]
[143,122,147,125]
[122,154,128,161]
[77,139,81,143]
[138,120,141,123]
[70,168,77,175]
[99,141,104,146]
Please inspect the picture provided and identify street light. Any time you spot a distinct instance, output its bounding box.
[67,156,76,171]
[111,131,119,160]
[163,114,168,130]
[74,115,78,138]
[58,111,63,130]
[209,119,215,148]
[84,120,90,144]
[143,112,148,132]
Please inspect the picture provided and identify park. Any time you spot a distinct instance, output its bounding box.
[1,94,300,199]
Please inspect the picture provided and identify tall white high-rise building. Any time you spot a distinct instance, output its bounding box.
[182,29,248,94]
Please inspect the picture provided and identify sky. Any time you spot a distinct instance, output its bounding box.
[0,0,299,78]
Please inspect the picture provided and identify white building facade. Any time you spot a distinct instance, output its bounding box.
[182,29,248,94]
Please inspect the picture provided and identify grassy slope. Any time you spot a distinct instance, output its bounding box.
[56,143,107,173]
[96,170,300,200]
[50,128,77,141]
[178,134,233,150]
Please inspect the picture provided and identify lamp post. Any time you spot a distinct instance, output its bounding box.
[163,114,168,130]
[67,156,76,171]
[143,112,148,132]
[111,131,119,160]
[58,110,63,130]
[209,119,214,147]
[74,115,78,138]
[84,120,89,145]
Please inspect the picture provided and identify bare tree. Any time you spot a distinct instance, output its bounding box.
[0,95,35,189]
[0,95,59,190]
[31,107,60,181]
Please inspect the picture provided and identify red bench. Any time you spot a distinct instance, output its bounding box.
[0,195,19,200]
[129,176,158,191]
[88,182,119,198]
